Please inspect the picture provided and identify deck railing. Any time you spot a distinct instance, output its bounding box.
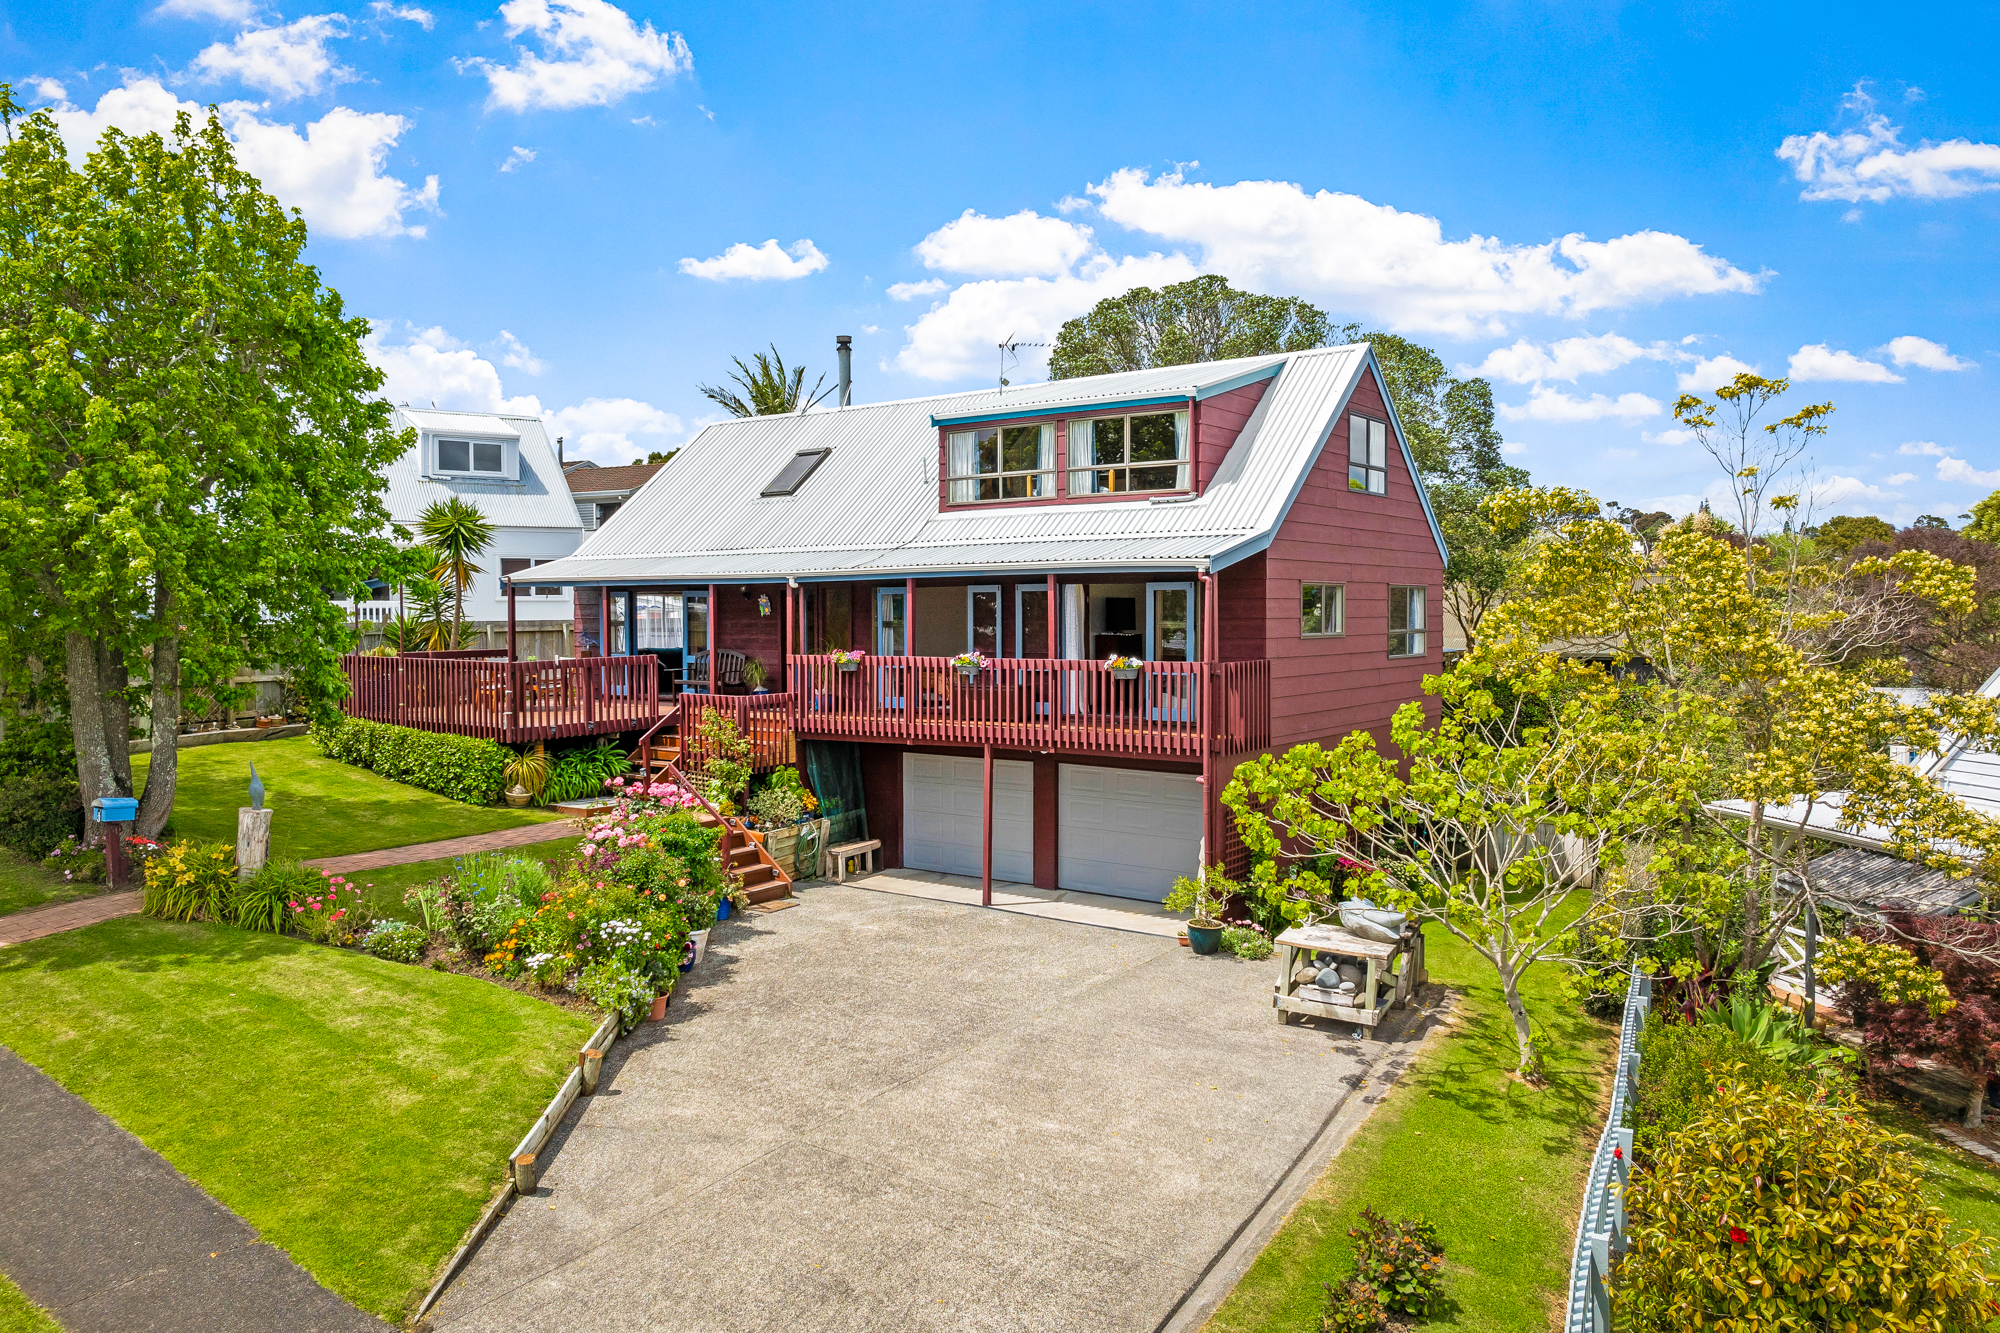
[786,655,1270,759]
[675,692,799,771]
[342,653,661,743]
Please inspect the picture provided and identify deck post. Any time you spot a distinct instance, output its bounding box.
[904,577,916,744]
[707,583,717,693]
[506,581,517,662]
[1200,569,1217,869]
[1045,573,1056,659]
[981,741,994,907]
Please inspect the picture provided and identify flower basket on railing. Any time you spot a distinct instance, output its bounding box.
[831,648,866,674]
[1106,654,1143,681]
[951,651,987,679]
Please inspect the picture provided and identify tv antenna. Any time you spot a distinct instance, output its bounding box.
[997,335,1048,392]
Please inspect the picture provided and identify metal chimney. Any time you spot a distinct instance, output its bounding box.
[836,335,852,407]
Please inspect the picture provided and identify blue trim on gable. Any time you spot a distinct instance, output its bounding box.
[928,394,1190,429]
[1192,361,1283,401]
[1360,348,1451,567]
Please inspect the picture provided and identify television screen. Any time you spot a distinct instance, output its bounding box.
[1103,598,1137,633]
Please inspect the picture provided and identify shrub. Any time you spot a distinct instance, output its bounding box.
[1628,1013,1795,1161]
[142,842,238,922]
[1348,1207,1444,1316]
[1836,915,2000,1125]
[0,715,76,779]
[575,958,659,1030]
[284,871,371,945]
[1222,924,1274,960]
[543,742,631,805]
[747,784,805,827]
[1819,932,1957,1017]
[42,836,105,884]
[235,862,317,933]
[0,769,84,859]
[310,717,508,805]
[1318,1279,1382,1333]
[1617,1077,2000,1331]
[361,920,427,964]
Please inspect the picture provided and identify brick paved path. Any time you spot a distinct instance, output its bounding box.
[0,891,140,946]
[301,820,582,875]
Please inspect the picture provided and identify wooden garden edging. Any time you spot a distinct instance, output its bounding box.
[414,1007,622,1321]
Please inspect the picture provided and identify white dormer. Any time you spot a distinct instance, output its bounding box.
[417,414,524,483]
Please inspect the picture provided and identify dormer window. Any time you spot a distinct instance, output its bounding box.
[1069,410,1188,495]
[947,424,1053,502]
[433,435,515,479]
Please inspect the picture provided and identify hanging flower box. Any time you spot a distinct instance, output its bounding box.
[951,651,987,679]
[1106,654,1143,681]
[831,648,866,674]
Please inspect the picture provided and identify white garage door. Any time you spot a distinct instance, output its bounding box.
[903,753,1034,882]
[1058,765,1204,901]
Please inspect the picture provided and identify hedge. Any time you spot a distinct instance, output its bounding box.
[309,717,509,805]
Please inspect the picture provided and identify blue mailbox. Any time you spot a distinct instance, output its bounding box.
[92,796,139,823]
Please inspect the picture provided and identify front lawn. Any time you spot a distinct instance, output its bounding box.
[0,916,594,1321]
[133,737,563,861]
[0,853,106,918]
[1203,922,1616,1332]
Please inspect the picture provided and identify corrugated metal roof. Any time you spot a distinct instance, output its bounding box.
[1797,845,1981,918]
[529,344,1446,584]
[384,409,581,532]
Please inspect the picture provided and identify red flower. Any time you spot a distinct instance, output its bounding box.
[1728,1227,1749,1245]
[1613,1147,1623,1160]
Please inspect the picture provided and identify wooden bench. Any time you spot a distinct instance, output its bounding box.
[823,839,881,882]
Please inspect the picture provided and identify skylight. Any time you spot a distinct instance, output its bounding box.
[761,448,831,497]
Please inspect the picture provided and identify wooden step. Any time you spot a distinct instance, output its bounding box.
[743,878,791,904]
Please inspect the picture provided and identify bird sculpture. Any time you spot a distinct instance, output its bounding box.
[248,762,265,812]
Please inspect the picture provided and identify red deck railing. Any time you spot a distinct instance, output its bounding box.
[674,693,799,771]
[786,656,1270,759]
[342,653,662,743]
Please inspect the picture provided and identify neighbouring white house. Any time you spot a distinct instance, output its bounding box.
[335,407,583,654]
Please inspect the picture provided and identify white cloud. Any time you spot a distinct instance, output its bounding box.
[365,323,543,415]
[894,252,1199,381]
[1495,385,1661,423]
[858,324,879,335]
[1501,441,1527,455]
[913,209,1094,278]
[1676,353,1759,393]
[500,145,536,172]
[1082,167,1763,337]
[464,0,691,112]
[887,278,948,302]
[497,330,544,374]
[1467,332,1675,384]
[1898,440,1947,456]
[190,15,353,99]
[678,238,828,282]
[49,80,439,240]
[546,397,682,462]
[1809,474,1900,505]
[1642,428,1696,445]
[30,78,67,102]
[1881,335,1973,371]
[1778,93,2000,204]
[1939,457,2000,487]
[1884,472,1916,484]
[370,0,434,26]
[155,0,260,20]
[1787,343,1903,383]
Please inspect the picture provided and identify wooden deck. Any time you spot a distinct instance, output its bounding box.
[342,653,664,743]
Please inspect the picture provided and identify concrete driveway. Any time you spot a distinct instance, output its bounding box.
[430,882,1427,1333]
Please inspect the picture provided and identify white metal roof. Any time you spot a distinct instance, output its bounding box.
[383,409,581,532]
[530,345,1445,585]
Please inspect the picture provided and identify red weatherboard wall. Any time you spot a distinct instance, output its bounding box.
[1195,380,1270,492]
[1249,364,1443,754]
[712,583,784,672]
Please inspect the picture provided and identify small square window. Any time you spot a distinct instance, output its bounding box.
[1301,583,1344,637]
[437,438,469,471]
[1347,415,1388,495]
[437,438,507,475]
[1388,585,1427,657]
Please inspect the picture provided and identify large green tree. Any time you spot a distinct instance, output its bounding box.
[0,93,407,837]
[1047,275,1330,379]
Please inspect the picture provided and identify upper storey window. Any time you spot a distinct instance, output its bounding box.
[1348,415,1388,494]
[437,437,507,477]
[1069,410,1189,495]
[947,424,1054,502]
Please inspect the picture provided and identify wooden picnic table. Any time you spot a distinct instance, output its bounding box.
[1272,921,1426,1034]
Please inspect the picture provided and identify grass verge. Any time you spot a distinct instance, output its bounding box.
[1864,1095,2000,1244]
[0,853,108,918]
[1202,923,1617,1333]
[0,1273,59,1333]
[0,916,594,1320]
[133,736,563,861]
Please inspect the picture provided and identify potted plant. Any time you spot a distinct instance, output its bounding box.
[1106,653,1143,681]
[749,783,808,871]
[831,647,865,673]
[503,743,549,808]
[951,650,987,679]
[743,656,769,693]
[1166,865,1235,955]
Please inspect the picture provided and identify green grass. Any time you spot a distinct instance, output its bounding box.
[352,836,582,921]
[0,916,595,1321]
[133,737,562,861]
[1203,923,1618,1333]
[0,852,107,918]
[1865,1096,2000,1245]
[0,1273,60,1333]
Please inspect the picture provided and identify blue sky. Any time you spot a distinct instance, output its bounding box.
[10,0,2000,523]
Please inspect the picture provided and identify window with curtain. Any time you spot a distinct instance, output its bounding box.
[1301,583,1344,637]
[1349,415,1388,495]
[946,423,1054,502]
[1389,585,1426,657]
[1068,410,1189,494]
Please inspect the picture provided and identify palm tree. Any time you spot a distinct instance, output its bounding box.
[386,575,451,651]
[699,345,832,417]
[416,498,495,649]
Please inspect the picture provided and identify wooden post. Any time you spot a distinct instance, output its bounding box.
[236,807,274,880]
[506,581,517,662]
[597,585,610,655]
[707,582,717,693]
[1045,572,1057,659]
[512,1152,539,1195]
[579,1047,604,1095]
[904,576,917,744]
[1200,570,1218,868]
[981,742,994,907]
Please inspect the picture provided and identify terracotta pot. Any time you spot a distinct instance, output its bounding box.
[648,993,668,1021]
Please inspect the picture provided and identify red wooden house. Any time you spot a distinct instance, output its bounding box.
[346,344,1445,902]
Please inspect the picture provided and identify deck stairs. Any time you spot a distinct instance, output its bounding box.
[637,701,793,905]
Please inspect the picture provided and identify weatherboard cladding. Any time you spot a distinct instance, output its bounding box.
[527,345,1448,586]
[385,409,581,532]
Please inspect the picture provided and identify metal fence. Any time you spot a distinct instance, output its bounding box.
[1565,968,1651,1332]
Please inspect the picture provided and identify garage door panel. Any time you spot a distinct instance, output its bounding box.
[903,755,1033,882]
[1058,765,1203,901]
